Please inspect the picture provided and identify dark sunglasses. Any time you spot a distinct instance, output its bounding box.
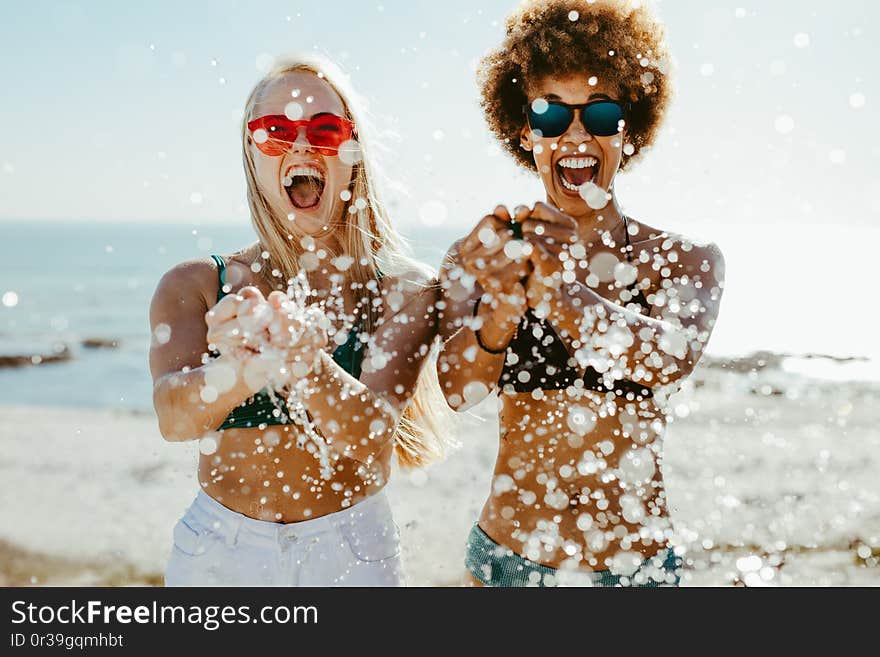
[523,99,627,138]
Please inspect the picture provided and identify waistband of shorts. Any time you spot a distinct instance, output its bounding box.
[188,488,390,541]
[465,523,682,587]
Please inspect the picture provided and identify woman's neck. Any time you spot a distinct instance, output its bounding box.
[568,191,627,248]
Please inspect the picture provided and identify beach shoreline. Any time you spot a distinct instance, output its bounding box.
[2,354,878,586]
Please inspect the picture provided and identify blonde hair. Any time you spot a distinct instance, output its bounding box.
[240,53,456,468]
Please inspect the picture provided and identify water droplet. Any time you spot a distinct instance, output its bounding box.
[338,139,363,165]
[770,60,787,76]
[613,262,638,286]
[618,448,656,484]
[774,114,795,134]
[331,255,354,271]
[409,469,428,486]
[578,181,610,209]
[492,474,516,495]
[531,98,549,115]
[154,323,171,344]
[199,385,218,403]
[793,32,810,48]
[849,92,866,109]
[568,10,579,21]
[590,252,620,283]
[205,360,237,393]
[284,102,303,120]
[736,555,762,572]
[478,227,498,246]
[462,381,489,408]
[566,405,596,436]
[504,240,525,260]
[2,291,19,307]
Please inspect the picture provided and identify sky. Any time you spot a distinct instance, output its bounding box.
[0,0,876,231]
[0,0,878,359]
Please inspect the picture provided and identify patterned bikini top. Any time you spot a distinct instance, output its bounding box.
[498,216,654,400]
[208,254,367,430]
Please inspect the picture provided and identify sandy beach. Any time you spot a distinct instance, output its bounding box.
[1,353,878,587]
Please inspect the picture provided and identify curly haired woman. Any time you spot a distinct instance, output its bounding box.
[437,0,725,587]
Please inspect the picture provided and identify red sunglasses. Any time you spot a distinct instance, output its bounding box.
[247,113,356,156]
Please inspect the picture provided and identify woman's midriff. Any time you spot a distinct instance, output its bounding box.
[198,423,392,523]
[477,389,671,570]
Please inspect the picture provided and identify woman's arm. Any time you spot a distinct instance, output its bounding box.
[525,210,725,388]
[149,262,269,442]
[434,207,534,411]
[436,239,526,410]
[292,273,440,465]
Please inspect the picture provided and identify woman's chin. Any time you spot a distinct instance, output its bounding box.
[292,214,330,235]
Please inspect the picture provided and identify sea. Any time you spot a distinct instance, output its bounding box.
[1,218,878,413]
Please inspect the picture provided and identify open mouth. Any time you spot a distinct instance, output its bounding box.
[282,165,325,210]
[556,156,599,194]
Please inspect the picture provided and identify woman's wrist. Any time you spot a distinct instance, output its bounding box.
[473,297,516,353]
[280,345,321,384]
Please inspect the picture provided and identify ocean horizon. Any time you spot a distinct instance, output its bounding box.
[2,218,878,413]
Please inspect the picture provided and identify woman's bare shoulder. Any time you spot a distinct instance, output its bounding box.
[152,255,225,312]
[626,217,724,276]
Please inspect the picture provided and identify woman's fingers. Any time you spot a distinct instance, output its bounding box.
[492,205,512,223]
[205,293,242,324]
[529,202,578,230]
[267,290,288,308]
[521,219,576,245]
[205,286,268,326]
[462,213,516,253]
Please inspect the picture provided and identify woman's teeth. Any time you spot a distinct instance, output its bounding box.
[283,166,324,185]
[557,156,598,191]
[558,156,598,169]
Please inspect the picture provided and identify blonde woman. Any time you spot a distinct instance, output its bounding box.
[149,55,448,586]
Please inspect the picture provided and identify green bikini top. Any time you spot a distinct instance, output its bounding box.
[208,254,369,431]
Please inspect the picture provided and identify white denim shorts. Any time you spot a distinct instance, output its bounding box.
[164,489,404,587]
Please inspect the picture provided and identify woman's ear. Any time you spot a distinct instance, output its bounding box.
[520,124,533,152]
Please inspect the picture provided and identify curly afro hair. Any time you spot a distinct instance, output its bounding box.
[477,0,673,172]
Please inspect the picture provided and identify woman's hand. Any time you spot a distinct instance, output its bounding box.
[459,205,532,295]
[204,286,273,362]
[521,202,580,309]
[265,291,330,379]
[458,205,533,344]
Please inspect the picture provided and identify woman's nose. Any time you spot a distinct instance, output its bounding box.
[568,111,593,141]
[290,126,314,152]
